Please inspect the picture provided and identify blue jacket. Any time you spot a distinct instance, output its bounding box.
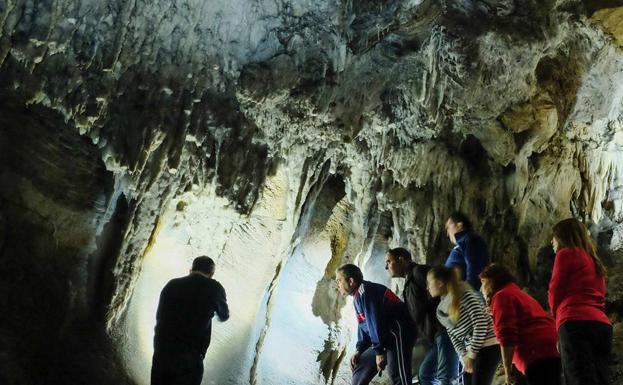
[445,230,490,290]
[353,281,407,354]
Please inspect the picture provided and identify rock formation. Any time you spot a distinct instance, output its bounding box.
[1,0,623,384]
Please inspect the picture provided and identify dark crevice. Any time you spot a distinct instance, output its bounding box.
[89,194,132,320]
[459,134,491,177]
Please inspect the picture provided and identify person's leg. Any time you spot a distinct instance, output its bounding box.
[177,352,204,385]
[418,343,438,385]
[386,321,413,385]
[436,332,460,385]
[352,348,379,385]
[592,322,613,385]
[166,352,204,385]
[524,358,561,385]
[559,321,597,385]
[470,345,501,385]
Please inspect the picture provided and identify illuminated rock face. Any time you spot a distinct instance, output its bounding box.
[1,1,623,384]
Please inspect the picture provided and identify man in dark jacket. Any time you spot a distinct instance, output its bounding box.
[445,211,490,291]
[336,263,414,385]
[386,248,459,385]
[151,256,229,385]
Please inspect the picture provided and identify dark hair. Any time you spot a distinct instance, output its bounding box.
[192,256,215,274]
[448,211,473,231]
[387,247,412,261]
[427,265,465,321]
[479,263,516,294]
[337,263,363,284]
[552,218,606,276]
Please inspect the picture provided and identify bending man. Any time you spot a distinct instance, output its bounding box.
[336,263,414,385]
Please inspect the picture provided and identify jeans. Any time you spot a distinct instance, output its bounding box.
[419,331,460,385]
[559,320,612,385]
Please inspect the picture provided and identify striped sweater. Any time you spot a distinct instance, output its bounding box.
[436,287,497,359]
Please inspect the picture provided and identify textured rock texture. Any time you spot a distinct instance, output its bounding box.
[1,0,623,384]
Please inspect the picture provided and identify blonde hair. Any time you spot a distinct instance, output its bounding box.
[429,266,467,321]
[553,218,606,276]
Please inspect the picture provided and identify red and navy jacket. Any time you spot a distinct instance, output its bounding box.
[353,280,408,354]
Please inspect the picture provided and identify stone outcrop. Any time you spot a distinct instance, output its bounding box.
[1,0,623,384]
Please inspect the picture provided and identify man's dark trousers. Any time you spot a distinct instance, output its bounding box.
[151,350,204,385]
[352,320,414,385]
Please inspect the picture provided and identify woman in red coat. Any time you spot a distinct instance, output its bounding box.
[479,264,560,385]
[549,218,612,385]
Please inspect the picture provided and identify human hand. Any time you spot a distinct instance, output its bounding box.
[349,352,361,371]
[462,356,474,373]
[376,354,387,372]
[556,341,560,353]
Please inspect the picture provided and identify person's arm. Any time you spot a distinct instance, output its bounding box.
[548,249,570,315]
[404,267,429,341]
[465,292,490,360]
[155,286,166,322]
[464,236,489,289]
[444,298,468,358]
[491,293,518,383]
[216,284,229,321]
[501,345,516,384]
[446,325,467,358]
[445,247,466,281]
[356,322,372,353]
[365,289,390,355]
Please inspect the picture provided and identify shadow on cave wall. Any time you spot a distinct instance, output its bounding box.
[0,96,134,385]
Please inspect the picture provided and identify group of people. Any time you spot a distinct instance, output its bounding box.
[336,213,612,385]
[149,212,612,385]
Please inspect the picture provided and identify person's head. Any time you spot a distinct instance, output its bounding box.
[385,247,413,278]
[478,263,516,299]
[552,218,606,276]
[446,211,473,244]
[336,263,363,296]
[426,266,453,298]
[191,256,215,277]
[427,265,466,321]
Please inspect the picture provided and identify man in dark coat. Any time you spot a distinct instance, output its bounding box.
[386,247,459,385]
[151,256,229,385]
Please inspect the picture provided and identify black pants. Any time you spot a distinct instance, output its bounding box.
[151,350,204,385]
[352,320,414,385]
[524,357,561,385]
[559,320,612,385]
[462,344,501,385]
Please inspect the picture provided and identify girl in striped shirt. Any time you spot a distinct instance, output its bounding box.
[427,266,501,385]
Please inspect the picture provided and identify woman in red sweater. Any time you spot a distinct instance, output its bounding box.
[549,218,612,385]
[479,264,560,385]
